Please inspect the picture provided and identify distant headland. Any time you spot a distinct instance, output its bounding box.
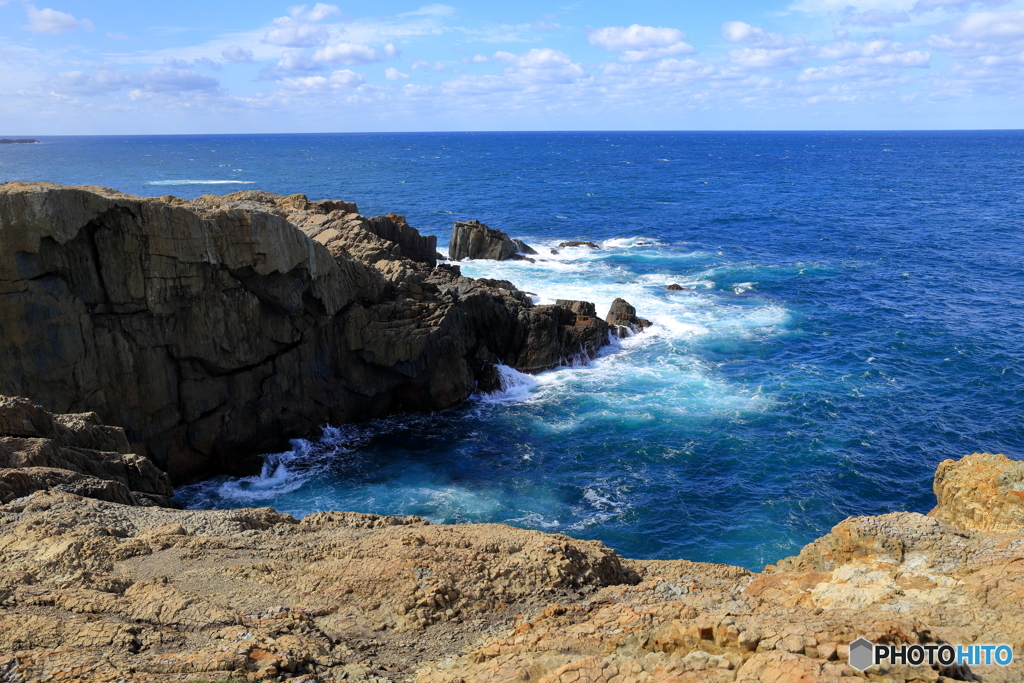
[0,138,38,144]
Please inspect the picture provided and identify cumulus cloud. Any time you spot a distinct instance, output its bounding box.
[313,42,397,65]
[927,10,1024,56]
[721,22,795,49]
[24,5,93,34]
[194,57,221,71]
[279,69,364,91]
[729,47,808,71]
[261,4,345,48]
[263,20,330,47]
[385,67,410,80]
[588,24,696,62]
[494,48,587,83]
[222,46,256,63]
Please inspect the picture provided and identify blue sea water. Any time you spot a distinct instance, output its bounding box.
[3,131,1023,570]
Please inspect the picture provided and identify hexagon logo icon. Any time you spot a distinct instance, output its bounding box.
[849,637,875,671]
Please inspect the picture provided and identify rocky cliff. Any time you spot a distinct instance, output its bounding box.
[0,183,620,482]
[0,450,1020,682]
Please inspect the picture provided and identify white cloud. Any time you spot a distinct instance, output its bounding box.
[279,69,365,91]
[953,10,1024,41]
[24,5,93,34]
[411,60,447,70]
[385,67,409,80]
[721,21,792,49]
[588,24,696,63]
[222,46,256,63]
[290,3,341,23]
[262,7,341,48]
[912,0,1009,14]
[729,47,809,71]
[495,48,587,84]
[195,57,221,71]
[588,25,685,51]
[50,64,220,96]
[313,42,396,65]
[263,20,329,47]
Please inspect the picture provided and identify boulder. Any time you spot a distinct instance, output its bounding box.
[605,298,653,337]
[449,220,534,261]
[667,283,690,291]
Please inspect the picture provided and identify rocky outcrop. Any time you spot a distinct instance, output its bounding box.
[0,395,174,506]
[558,241,600,249]
[1,452,1021,682]
[606,298,653,337]
[0,183,623,482]
[448,220,534,261]
[929,451,1024,531]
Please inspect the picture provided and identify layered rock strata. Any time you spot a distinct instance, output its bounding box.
[0,452,1021,682]
[0,183,617,482]
[0,395,174,507]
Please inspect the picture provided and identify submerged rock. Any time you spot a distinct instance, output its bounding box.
[449,219,534,261]
[558,240,601,249]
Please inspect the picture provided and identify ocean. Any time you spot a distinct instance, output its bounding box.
[3,131,1023,570]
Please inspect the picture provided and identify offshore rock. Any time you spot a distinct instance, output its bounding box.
[1,452,1022,682]
[557,241,601,249]
[0,183,616,482]
[606,297,653,337]
[0,395,174,506]
[448,219,533,261]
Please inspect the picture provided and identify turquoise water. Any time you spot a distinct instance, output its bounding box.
[4,131,1023,569]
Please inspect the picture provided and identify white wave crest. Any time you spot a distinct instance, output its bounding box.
[476,364,538,403]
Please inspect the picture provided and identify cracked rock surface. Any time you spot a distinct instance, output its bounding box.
[0,183,616,483]
[0,452,1021,682]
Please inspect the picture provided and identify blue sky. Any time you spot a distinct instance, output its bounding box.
[1,0,1022,133]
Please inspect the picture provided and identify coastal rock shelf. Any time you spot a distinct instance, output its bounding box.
[0,453,1021,682]
[0,183,624,482]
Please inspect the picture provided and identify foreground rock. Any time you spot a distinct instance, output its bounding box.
[0,395,174,507]
[0,452,1021,682]
[448,220,535,261]
[0,183,620,482]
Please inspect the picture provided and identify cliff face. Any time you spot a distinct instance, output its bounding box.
[0,452,1020,683]
[0,183,613,482]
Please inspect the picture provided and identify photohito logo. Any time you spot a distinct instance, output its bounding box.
[848,637,1014,671]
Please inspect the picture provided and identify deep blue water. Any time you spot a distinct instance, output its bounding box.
[4,131,1023,569]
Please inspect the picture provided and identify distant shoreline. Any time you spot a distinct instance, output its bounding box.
[0,138,38,144]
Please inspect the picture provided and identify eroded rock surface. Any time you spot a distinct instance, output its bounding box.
[0,183,618,482]
[605,298,653,337]
[929,451,1024,532]
[0,453,1021,682]
[448,220,534,261]
[0,395,174,507]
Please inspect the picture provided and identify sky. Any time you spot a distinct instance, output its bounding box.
[1,0,1023,133]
